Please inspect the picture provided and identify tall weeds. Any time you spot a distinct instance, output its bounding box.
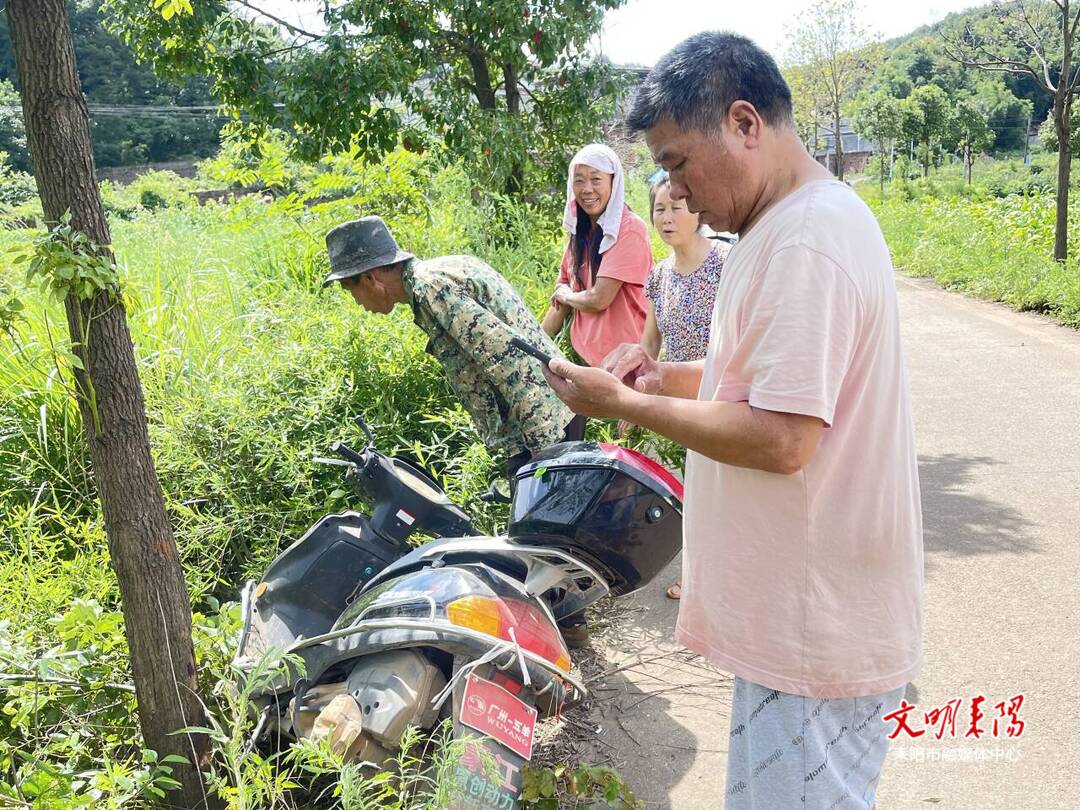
[0,152,654,804]
[868,191,1080,327]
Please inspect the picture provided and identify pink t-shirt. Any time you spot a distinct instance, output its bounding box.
[678,179,923,699]
[557,205,651,366]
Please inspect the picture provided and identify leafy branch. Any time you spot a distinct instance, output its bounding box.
[521,762,642,809]
[9,215,119,430]
[13,214,118,303]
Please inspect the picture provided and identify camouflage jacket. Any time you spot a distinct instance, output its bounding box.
[402,256,575,456]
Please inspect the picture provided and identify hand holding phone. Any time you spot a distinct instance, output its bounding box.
[509,336,553,367]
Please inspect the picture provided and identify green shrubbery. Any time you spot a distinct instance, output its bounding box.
[0,151,36,208]
[97,169,200,219]
[0,149,654,805]
[866,189,1080,326]
[862,152,1060,202]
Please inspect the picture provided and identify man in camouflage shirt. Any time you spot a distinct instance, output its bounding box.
[323,216,583,479]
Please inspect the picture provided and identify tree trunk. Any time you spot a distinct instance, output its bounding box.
[1054,95,1071,262]
[502,62,524,198]
[466,46,497,111]
[5,2,213,807]
[833,106,844,181]
[1054,3,1073,263]
[966,144,972,184]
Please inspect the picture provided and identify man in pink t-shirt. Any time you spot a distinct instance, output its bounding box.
[543,32,922,810]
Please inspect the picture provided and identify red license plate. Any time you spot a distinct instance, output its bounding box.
[459,673,538,761]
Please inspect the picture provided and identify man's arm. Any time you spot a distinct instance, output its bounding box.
[654,360,706,399]
[622,390,823,474]
[423,280,567,448]
[544,360,823,474]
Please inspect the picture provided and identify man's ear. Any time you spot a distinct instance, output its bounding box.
[727,100,764,148]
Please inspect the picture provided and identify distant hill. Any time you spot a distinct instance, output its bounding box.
[0,0,221,171]
[874,2,1052,136]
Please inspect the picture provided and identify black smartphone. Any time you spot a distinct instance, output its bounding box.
[509,336,553,366]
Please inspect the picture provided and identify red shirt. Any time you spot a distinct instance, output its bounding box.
[557,205,652,366]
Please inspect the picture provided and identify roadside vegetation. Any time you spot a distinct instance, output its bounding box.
[0,140,662,806]
[862,154,1080,327]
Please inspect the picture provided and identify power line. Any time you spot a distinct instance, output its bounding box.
[0,103,289,124]
[0,103,218,113]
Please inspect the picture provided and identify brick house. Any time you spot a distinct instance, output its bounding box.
[814,120,875,176]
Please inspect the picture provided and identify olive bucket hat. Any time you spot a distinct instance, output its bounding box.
[322,216,415,287]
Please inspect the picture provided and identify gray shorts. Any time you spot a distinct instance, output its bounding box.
[725,677,906,809]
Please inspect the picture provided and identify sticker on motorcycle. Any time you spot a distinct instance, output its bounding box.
[459,673,537,761]
[395,508,415,525]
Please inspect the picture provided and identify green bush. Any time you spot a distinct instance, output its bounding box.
[869,191,1080,327]
[197,129,318,193]
[95,170,197,220]
[0,156,657,804]
[0,151,36,207]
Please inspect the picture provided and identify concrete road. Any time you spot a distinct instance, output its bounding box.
[576,274,1080,809]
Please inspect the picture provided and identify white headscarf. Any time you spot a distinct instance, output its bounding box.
[561,143,626,255]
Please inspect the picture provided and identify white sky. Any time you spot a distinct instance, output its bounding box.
[600,0,984,65]
[264,0,987,65]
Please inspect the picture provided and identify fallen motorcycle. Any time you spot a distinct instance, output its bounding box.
[233,416,683,807]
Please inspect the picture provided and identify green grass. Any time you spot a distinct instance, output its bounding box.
[0,153,662,805]
[865,188,1080,327]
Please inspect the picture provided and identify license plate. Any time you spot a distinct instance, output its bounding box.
[458,673,538,761]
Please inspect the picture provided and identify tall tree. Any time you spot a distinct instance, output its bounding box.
[973,77,1034,150]
[943,0,1080,260]
[1038,99,1080,150]
[102,0,626,198]
[851,90,904,195]
[785,63,828,154]
[4,1,211,806]
[786,0,879,181]
[901,83,952,177]
[948,96,995,183]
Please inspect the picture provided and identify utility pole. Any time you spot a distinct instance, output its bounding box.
[1024,110,1033,165]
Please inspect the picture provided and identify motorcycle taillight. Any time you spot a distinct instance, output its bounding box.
[598,443,684,502]
[447,595,571,673]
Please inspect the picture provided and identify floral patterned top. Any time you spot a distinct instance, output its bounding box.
[644,242,729,362]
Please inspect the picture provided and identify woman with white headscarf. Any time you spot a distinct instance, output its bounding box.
[541,144,653,367]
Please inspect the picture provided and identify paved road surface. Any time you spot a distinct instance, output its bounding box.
[574,274,1080,809]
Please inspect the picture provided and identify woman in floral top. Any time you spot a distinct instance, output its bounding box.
[640,174,729,599]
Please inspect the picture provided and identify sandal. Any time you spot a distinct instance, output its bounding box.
[666,581,682,600]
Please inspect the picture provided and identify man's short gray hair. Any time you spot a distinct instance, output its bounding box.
[626,31,795,135]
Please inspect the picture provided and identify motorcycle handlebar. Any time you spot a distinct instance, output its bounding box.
[479,479,512,504]
[331,441,368,467]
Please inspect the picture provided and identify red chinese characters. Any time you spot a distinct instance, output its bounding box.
[883,694,1026,740]
[459,674,539,760]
